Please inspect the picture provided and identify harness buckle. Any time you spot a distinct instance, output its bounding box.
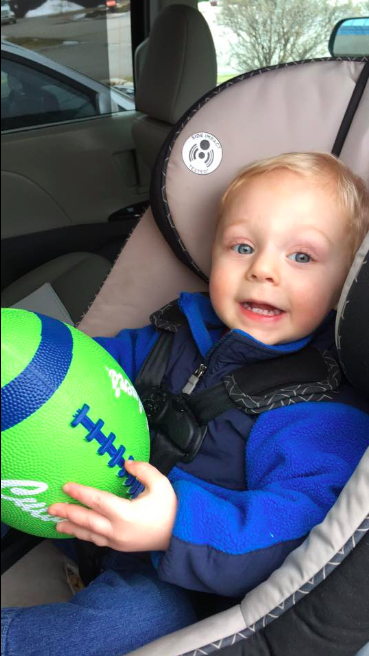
[139,387,206,463]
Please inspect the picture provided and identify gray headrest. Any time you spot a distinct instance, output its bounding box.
[135,4,217,125]
[150,58,369,280]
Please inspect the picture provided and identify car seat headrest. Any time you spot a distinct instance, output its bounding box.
[134,1,198,86]
[150,59,368,281]
[135,4,217,125]
[336,232,369,397]
[160,0,198,10]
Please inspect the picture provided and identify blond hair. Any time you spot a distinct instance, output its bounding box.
[219,152,369,259]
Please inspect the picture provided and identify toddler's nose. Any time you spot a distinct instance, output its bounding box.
[247,253,279,284]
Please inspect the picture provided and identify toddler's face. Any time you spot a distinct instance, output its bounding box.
[209,169,352,345]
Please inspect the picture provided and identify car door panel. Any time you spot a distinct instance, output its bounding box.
[1,111,150,239]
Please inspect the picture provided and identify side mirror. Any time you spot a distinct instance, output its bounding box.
[329,17,369,57]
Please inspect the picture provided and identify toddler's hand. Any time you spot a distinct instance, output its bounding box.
[48,461,177,552]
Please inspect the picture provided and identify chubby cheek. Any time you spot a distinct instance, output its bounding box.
[291,284,335,333]
[209,272,225,315]
[209,266,233,320]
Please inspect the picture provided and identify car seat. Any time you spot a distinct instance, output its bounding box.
[132,3,217,171]
[134,0,198,85]
[78,56,369,656]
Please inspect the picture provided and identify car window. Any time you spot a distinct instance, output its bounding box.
[1,0,134,127]
[1,56,98,131]
[198,0,369,84]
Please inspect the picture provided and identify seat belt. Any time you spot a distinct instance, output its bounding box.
[136,333,206,474]
[135,332,341,476]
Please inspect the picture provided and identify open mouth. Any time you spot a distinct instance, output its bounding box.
[240,301,285,318]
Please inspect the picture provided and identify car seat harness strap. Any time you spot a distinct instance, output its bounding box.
[331,60,369,157]
[135,303,341,475]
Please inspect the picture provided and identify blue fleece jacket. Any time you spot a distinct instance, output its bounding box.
[96,292,369,599]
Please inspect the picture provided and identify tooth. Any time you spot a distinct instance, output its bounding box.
[242,303,283,316]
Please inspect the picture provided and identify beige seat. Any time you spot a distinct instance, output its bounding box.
[1,252,111,325]
[1,541,76,608]
[134,0,198,85]
[132,3,217,170]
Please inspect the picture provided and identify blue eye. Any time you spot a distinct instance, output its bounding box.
[232,244,254,255]
[288,252,311,264]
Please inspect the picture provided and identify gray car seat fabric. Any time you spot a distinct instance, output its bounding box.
[79,58,369,656]
[1,252,111,325]
[150,59,369,280]
[132,4,217,170]
[336,234,369,396]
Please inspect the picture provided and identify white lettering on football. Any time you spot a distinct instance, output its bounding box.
[1,480,62,523]
[105,368,144,414]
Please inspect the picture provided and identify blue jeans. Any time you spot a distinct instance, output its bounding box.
[1,545,197,656]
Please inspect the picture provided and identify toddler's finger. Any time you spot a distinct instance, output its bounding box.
[60,482,130,518]
[49,502,112,537]
[125,460,162,489]
[56,521,109,548]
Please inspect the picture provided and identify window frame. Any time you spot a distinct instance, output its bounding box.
[131,0,150,86]
[1,48,101,134]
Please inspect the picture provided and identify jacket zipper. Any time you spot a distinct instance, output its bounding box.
[182,363,207,394]
[181,333,233,395]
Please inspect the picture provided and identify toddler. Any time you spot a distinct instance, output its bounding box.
[2,152,369,656]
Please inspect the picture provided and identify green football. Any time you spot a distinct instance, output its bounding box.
[1,308,150,539]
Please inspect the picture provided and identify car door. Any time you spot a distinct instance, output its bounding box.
[1,0,150,290]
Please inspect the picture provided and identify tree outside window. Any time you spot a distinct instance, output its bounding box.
[213,0,369,75]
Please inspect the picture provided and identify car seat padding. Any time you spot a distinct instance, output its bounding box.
[151,58,369,281]
[80,58,368,340]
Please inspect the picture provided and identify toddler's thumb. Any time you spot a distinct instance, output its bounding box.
[124,460,163,488]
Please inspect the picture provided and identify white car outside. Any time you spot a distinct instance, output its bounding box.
[1,40,135,113]
[1,0,16,24]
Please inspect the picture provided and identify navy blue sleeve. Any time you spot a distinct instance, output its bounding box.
[94,324,158,382]
[155,403,369,598]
